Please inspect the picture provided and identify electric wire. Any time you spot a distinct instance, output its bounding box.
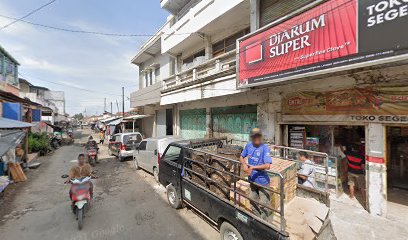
[0,0,58,30]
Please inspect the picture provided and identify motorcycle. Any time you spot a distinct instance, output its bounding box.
[87,148,98,167]
[51,136,62,149]
[62,175,93,230]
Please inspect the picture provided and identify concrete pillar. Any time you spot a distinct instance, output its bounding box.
[250,0,260,32]
[204,36,212,60]
[176,55,182,74]
[173,104,180,136]
[257,103,274,142]
[153,111,157,137]
[206,107,212,138]
[366,123,387,217]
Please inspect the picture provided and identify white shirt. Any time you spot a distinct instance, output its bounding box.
[299,159,316,188]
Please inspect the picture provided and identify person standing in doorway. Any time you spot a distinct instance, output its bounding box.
[240,128,272,220]
[345,144,366,199]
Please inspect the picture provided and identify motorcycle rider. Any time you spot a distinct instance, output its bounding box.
[85,136,98,149]
[65,153,98,198]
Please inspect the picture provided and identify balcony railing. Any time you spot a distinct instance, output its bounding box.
[162,50,236,92]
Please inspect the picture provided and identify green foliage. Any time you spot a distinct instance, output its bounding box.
[73,113,84,120]
[28,132,50,153]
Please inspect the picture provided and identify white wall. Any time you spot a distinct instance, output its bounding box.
[161,0,246,54]
[138,54,173,89]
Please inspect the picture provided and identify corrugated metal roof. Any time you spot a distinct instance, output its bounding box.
[107,118,122,126]
[0,130,25,158]
[99,116,121,124]
[0,118,33,129]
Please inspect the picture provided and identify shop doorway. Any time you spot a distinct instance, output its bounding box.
[387,127,408,206]
[287,125,366,206]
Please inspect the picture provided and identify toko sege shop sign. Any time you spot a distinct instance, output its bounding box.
[237,0,408,87]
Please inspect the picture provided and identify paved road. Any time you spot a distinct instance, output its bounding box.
[0,129,218,240]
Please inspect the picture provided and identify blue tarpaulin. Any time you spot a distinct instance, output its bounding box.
[2,102,22,121]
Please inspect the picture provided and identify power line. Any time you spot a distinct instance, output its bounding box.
[0,14,188,37]
[18,72,123,97]
[0,0,58,30]
[0,13,249,38]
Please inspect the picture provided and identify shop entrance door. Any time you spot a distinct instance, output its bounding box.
[387,127,408,206]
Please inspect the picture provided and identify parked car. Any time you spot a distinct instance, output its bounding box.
[108,132,143,161]
[133,136,182,182]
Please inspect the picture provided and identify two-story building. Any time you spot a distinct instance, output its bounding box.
[131,0,408,221]
[132,0,276,141]
[243,0,408,218]
[19,78,57,124]
[0,45,19,96]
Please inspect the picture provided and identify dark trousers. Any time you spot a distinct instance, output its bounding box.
[250,183,271,220]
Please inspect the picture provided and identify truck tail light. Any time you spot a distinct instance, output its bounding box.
[158,153,161,165]
[120,144,126,150]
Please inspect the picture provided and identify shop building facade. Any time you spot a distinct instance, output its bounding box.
[243,0,408,217]
[130,0,408,218]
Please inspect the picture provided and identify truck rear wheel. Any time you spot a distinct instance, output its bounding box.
[220,222,243,240]
[167,185,182,209]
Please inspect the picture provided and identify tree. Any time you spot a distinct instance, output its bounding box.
[73,113,84,120]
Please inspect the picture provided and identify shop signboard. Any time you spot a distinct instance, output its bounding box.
[283,86,408,116]
[237,0,408,87]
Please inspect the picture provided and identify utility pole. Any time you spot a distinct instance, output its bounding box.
[122,87,125,118]
[110,102,113,115]
[104,98,106,113]
[116,100,119,114]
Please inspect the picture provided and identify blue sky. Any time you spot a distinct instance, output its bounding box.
[0,0,168,115]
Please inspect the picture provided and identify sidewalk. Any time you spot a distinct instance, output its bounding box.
[330,194,407,240]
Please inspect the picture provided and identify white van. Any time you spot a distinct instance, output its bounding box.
[133,136,182,182]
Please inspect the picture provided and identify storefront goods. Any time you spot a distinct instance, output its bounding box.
[230,180,252,212]
[269,158,298,210]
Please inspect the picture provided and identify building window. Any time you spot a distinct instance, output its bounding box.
[155,67,160,82]
[212,28,250,57]
[170,57,176,76]
[149,71,153,85]
[183,49,205,65]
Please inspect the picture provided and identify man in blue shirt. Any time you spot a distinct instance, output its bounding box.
[240,128,272,219]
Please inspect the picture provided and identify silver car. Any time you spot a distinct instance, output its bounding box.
[108,132,143,161]
[133,136,182,182]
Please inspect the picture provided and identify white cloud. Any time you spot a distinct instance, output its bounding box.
[0,0,146,115]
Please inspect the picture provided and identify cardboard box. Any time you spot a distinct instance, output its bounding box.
[229,180,251,211]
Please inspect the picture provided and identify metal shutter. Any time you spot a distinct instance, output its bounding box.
[211,105,257,141]
[260,0,316,28]
[179,109,207,140]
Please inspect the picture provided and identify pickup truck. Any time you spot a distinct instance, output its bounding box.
[158,139,289,240]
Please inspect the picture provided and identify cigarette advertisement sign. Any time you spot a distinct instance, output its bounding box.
[282,86,408,116]
[238,0,408,87]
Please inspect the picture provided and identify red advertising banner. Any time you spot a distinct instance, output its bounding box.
[238,0,408,87]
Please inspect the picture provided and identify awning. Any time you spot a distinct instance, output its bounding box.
[107,118,122,126]
[100,116,121,124]
[0,117,33,129]
[0,130,25,158]
[122,115,151,122]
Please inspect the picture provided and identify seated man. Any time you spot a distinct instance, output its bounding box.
[66,154,97,197]
[298,151,316,189]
